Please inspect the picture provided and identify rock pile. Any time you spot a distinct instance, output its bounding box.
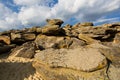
[0,19,120,80]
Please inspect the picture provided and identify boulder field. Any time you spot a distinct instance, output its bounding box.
[0,19,120,80]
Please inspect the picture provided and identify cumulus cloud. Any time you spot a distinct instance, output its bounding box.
[0,0,120,31]
[0,3,21,31]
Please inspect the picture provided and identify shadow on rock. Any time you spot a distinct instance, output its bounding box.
[0,61,35,80]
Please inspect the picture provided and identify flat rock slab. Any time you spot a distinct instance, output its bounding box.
[35,47,107,72]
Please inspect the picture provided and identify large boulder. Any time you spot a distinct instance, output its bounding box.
[22,33,36,41]
[41,25,65,35]
[33,60,108,80]
[99,46,120,68]
[108,65,120,80]
[78,34,99,44]
[9,42,36,58]
[113,33,120,44]
[35,35,64,49]
[46,19,64,26]
[72,22,93,29]
[35,35,86,49]
[35,47,107,72]
[80,22,94,26]
[10,33,24,44]
[53,37,86,49]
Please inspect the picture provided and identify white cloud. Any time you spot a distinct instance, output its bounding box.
[18,5,51,26]
[0,3,21,31]
[94,17,120,25]
[14,0,56,7]
[0,0,120,31]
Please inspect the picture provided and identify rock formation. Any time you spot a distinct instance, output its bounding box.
[0,19,120,80]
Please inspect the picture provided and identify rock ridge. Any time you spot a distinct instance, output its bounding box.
[0,19,120,80]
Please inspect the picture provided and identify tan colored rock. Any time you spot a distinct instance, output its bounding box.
[72,22,93,29]
[0,36,10,45]
[113,33,120,44]
[108,65,120,80]
[22,33,36,41]
[33,60,108,80]
[102,23,120,28]
[78,34,99,44]
[99,46,120,68]
[54,37,86,49]
[9,42,36,58]
[41,25,65,35]
[80,22,93,26]
[72,23,81,28]
[10,33,21,41]
[36,27,42,33]
[46,19,64,26]
[35,34,64,49]
[35,48,107,72]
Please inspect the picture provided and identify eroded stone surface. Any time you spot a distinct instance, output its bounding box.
[35,48,107,72]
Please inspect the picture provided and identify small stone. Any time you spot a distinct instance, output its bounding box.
[22,33,36,41]
[46,19,64,26]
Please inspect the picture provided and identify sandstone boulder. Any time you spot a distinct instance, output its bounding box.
[10,33,24,44]
[9,42,36,58]
[41,25,65,35]
[33,60,108,80]
[46,19,64,26]
[35,48,107,72]
[22,33,36,41]
[113,33,120,44]
[108,65,120,80]
[99,46,120,68]
[35,35,64,49]
[0,36,10,45]
[80,22,94,26]
[78,34,99,44]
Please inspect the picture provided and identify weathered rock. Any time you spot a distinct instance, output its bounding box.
[41,25,65,35]
[113,33,120,44]
[99,46,120,68]
[35,34,64,49]
[108,65,120,80]
[0,44,16,54]
[22,33,36,41]
[0,36,10,45]
[72,22,93,29]
[9,42,36,58]
[78,34,99,44]
[53,37,86,49]
[80,22,94,26]
[35,48,107,72]
[33,60,108,80]
[71,26,94,37]
[102,23,120,28]
[27,26,38,33]
[10,33,24,44]
[46,19,64,26]
[36,27,42,33]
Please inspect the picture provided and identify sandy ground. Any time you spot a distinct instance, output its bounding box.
[0,57,43,80]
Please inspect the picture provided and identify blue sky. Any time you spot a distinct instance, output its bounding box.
[0,0,120,31]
